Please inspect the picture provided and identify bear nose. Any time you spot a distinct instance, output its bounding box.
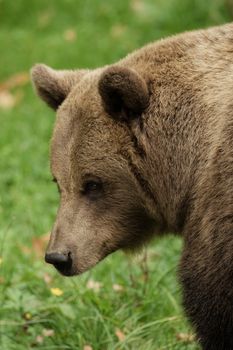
[45,252,69,265]
[45,251,73,276]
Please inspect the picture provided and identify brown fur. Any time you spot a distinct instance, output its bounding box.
[31,23,233,349]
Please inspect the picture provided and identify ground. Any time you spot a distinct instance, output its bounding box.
[0,0,231,349]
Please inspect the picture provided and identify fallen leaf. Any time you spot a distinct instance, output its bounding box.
[50,288,64,297]
[86,279,102,292]
[112,284,124,292]
[130,0,145,13]
[43,273,52,284]
[32,232,50,257]
[42,328,54,337]
[176,332,195,343]
[0,91,15,109]
[115,328,126,342]
[0,72,29,92]
[36,335,44,344]
[83,346,93,350]
[63,29,77,42]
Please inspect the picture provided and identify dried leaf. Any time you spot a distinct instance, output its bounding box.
[86,279,102,292]
[112,284,124,292]
[32,232,50,257]
[0,72,29,92]
[64,29,77,42]
[43,273,52,285]
[83,346,93,350]
[0,91,15,109]
[115,328,126,342]
[42,328,54,337]
[130,0,145,13]
[50,288,64,297]
[176,332,195,343]
[36,335,44,344]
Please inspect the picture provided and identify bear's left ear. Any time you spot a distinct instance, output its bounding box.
[98,66,149,121]
[31,64,88,110]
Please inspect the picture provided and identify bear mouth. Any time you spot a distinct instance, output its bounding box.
[54,261,74,277]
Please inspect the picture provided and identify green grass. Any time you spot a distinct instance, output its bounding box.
[0,0,231,349]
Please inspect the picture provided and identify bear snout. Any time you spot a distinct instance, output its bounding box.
[45,251,73,276]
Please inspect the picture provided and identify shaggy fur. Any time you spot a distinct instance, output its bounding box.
[31,23,233,349]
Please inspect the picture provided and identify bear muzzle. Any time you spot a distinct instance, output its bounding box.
[45,251,73,276]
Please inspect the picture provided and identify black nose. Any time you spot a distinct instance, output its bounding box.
[45,252,72,275]
[45,252,69,265]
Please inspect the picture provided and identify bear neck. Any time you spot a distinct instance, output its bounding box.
[127,73,215,234]
[121,29,233,234]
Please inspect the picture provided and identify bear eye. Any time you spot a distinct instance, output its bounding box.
[82,180,103,199]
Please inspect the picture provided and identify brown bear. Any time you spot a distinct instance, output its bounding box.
[31,23,233,350]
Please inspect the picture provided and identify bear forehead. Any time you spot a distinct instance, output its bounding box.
[53,72,132,151]
[51,90,132,180]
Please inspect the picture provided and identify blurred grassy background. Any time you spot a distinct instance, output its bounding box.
[0,1,232,349]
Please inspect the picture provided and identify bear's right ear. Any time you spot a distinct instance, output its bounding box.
[98,66,149,122]
[31,64,88,110]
